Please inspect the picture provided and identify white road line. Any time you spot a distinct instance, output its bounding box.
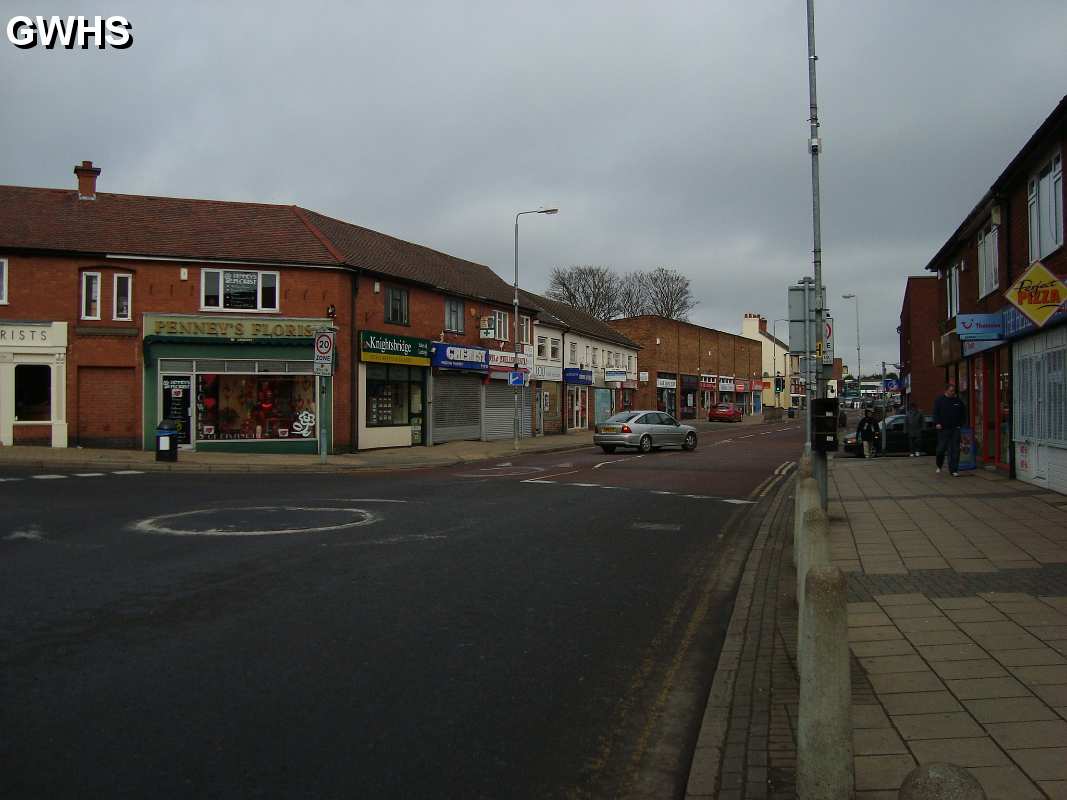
[0,477,24,482]
[760,431,773,435]
[112,470,145,475]
[651,490,674,495]
[522,479,557,484]
[631,522,682,531]
[719,439,733,444]
[74,472,106,477]
[529,469,582,481]
[722,498,757,505]
[32,474,67,480]
[738,434,755,439]
[570,483,601,488]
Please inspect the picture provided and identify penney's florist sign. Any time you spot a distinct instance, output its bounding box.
[360,331,431,366]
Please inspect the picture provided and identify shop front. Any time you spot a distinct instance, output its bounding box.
[718,377,735,405]
[679,374,699,420]
[700,374,717,414]
[0,321,68,447]
[533,364,563,434]
[485,349,532,440]
[604,368,632,417]
[359,330,430,449]
[430,342,488,443]
[564,367,592,430]
[656,373,677,415]
[735,379,749,415]
[143,314,333,453]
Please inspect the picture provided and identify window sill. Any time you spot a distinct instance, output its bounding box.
[384,320,411,327]
[75,325,138,337]
[199,307,281,314]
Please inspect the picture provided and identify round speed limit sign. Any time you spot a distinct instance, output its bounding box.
[315,332,334,357]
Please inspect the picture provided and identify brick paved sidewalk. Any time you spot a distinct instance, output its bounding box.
[833,456,1067,799]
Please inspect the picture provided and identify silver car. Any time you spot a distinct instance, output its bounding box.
[593,410,698,454]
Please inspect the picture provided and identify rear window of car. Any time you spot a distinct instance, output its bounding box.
[716,404,733,410]
[605,412,639,423]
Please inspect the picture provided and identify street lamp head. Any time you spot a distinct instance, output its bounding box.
[842,293,855,299]
[539,208,559,215]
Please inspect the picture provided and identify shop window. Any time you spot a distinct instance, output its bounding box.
[385,287,409,325]
[201,269,280,312]
[195,373,316,440]
[445,298,464,333]
[0,258,7,304]
[520,315,531,345]
[537,336,547,358]
[15,364,51,421]
[81,272,100,320]
[493,309,509,341]
[1029,152,1063,262]
[113,274,132,320]
[550,338,560,360]
[366,364,423,427]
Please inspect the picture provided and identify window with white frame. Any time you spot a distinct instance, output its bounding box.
[113,274,132,321]
[584,345,590,364]
[1014,340,1066,446]
[81,272,100,320]
[569,342,577,363]
[628,355,634,372]
[1029,152,1063,262]
[520,315,531,345]
[386,286,409,325]
[945,262,961,319]
[0,258,7,304]
[592,348,598,366]
[977,224,999,298]
[493,309,509,341]
[550,338,560,360]
[201,268,280,312]
[536,336,547,358]
[444,298,464,333]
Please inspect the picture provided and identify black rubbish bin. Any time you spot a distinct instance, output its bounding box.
[155,419,179,462]
[787,407,796,419]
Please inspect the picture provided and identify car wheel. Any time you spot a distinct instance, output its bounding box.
[683,432,697,451]
[600,445,616,454]
[639,435,652,453]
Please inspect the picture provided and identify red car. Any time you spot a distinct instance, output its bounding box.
[708,402,743,423]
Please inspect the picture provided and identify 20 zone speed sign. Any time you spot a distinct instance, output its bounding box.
[314,330,335,376]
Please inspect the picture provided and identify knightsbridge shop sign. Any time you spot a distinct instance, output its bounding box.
[145,314,329,340]
[360,331,431,366]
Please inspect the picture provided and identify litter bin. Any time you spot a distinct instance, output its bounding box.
[156,419,179,462]
[787,407,796,419]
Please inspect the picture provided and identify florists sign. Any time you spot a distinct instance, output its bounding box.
[1005,261,1067,328]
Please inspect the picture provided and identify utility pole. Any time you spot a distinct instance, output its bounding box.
[806,0,828,509]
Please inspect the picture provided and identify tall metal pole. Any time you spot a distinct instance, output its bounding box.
[806,0,828,509]
[854,295,862,387]
[513,213,521,451]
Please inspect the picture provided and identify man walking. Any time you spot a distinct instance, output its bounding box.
[933,383,967,475]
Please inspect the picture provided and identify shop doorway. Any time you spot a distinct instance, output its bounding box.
[568,386,587,430]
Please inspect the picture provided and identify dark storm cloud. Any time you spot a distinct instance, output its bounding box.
[2,1,1065,372]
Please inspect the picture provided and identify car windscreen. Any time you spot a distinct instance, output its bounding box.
[605,412,638,423]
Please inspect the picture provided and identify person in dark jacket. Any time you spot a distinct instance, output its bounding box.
[906,405,925,457]
[933,383,968,475]
[856,409,878,459]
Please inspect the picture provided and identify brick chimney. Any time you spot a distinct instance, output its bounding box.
[74,160,101,200]
[759,316,767,333]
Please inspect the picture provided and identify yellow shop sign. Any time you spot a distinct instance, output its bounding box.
[1005,261,1067,328]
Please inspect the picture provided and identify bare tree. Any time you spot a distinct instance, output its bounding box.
[545,265,621,321]
[644,267,697,321]
[616,271,652,318]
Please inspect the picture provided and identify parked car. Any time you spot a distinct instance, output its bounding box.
[593,411,698,454]
[842,413,937,457]
[708,403,743,423]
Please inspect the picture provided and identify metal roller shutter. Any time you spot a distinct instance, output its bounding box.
[484,382,531,440]
[432,373,482,443]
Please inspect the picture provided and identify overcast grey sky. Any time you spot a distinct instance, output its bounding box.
[3,1,1066,373]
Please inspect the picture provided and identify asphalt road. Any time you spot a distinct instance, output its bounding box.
[1,422,803,799]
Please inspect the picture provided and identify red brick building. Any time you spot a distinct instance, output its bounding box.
[609,316,763,420]
[0,161,540,452]
[898,276,940,414]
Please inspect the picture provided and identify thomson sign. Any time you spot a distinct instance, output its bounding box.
[6,15,133,49]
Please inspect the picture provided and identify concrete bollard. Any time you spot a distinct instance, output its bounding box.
[793,476,820,568]
[797,566,853,800]
[899,763,987,799]
[797,505,831,618]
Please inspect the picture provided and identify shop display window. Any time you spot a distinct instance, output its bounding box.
[366,364,423,427]
[195,373,316,440]
[15,364,51,421]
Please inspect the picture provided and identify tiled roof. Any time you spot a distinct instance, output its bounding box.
[517,289,566,328]
[0,186,341,265]
[524,292,640,349]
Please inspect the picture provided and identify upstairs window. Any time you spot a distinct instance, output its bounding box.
[385,286,409,325]
[977,224,999,299]
[202,269,280,312]
[493,309,509,341]
[0,258,7,304]
[1029,153,1063,262]
[520,315,532,345]
[81,272,100,320]
[946,262,961,320]
[628,355,634,372]
[592,348,598,366]
[537,336,547,358]
[113,274,132,321]
[444,298,464,333]
[569,342,577,364]
[550,338,560,360]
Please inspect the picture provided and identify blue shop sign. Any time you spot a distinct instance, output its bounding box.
[431,342,489,372]
[563,367,593,385]
[1002,303,1067,340]
[956,313,1003,341]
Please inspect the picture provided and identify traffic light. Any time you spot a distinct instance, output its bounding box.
[774,376,785,393]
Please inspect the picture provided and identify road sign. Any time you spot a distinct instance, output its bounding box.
[314,330,335,376]
[508,370,525,386]
[822,316,834,365]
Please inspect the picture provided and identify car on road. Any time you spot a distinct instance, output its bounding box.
[842,413,937,457]
[708,403,742,423]
[593,410,698,454]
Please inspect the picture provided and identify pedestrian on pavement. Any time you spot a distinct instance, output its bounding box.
[933,383,968,476]
[906,404,925,457]
[857,409,878,459]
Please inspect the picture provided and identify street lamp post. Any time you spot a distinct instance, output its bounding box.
[772,318,789,408]
[513,208,558,451]
[842,293,861,403]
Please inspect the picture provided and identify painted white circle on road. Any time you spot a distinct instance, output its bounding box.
[132,505,380,537]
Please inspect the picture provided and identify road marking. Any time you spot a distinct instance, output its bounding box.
[112,470,145,475]
[570,482,601,488]
[0,477,24,482]
[32,474,67,480]
[5,528,45,541]
[719,438,733,443]
[526,468,581,481]
[722,498,756,505]
[651,490,674,495]
[738,434,754,439]
[324,498,410,503]
[523,479,557,484]
[631,522,682,531]
[132,506,381,537]
[760,431,773,435]
[74,472,106,477]
[593,457,636,470]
